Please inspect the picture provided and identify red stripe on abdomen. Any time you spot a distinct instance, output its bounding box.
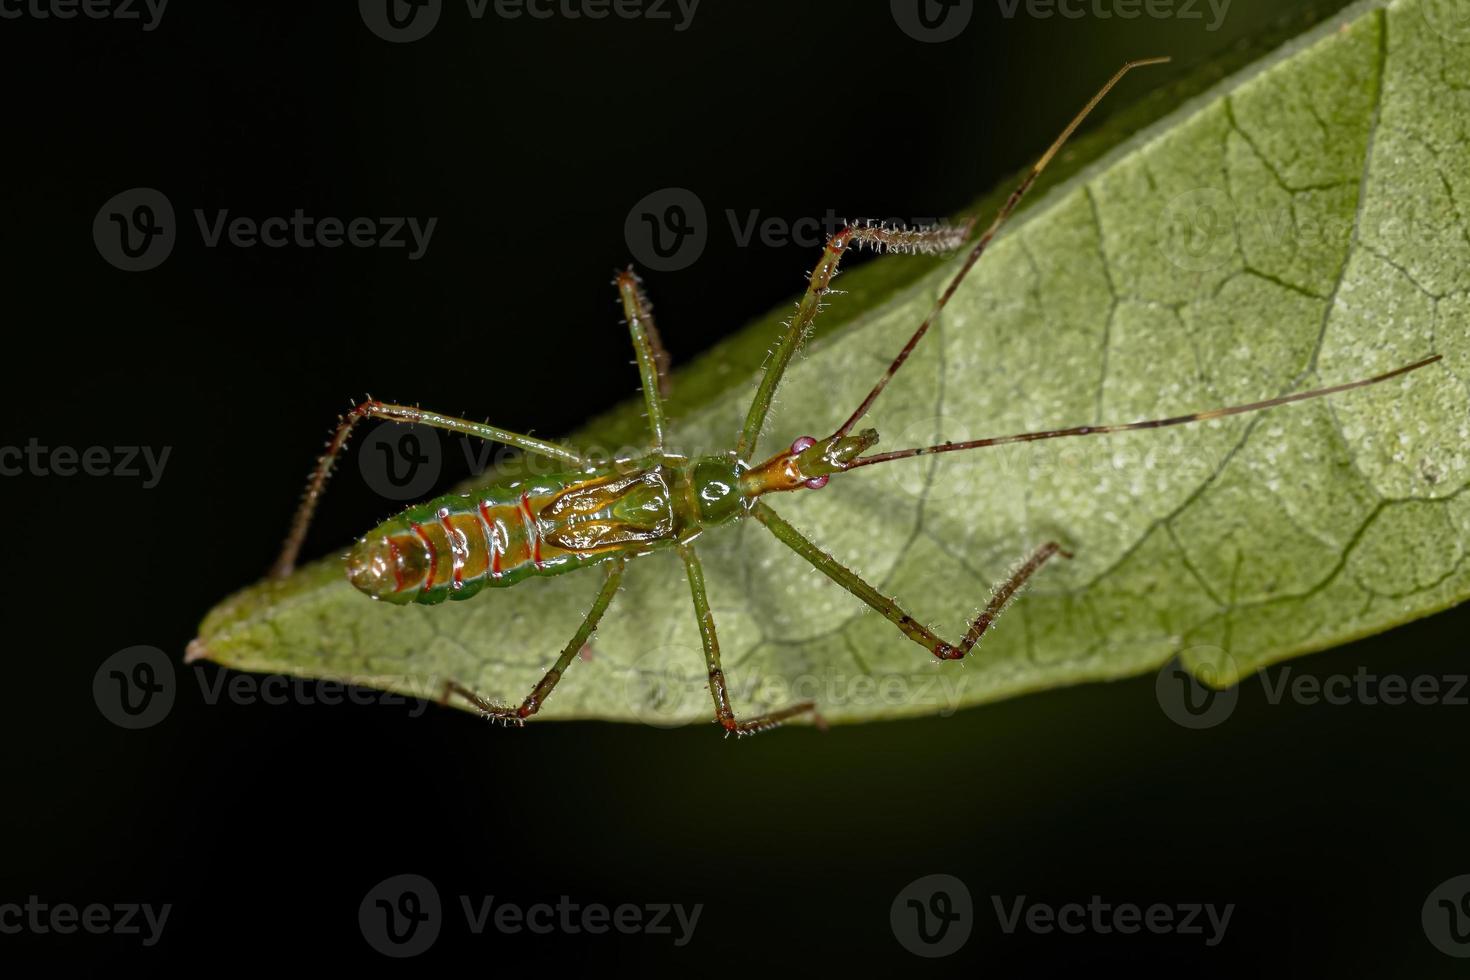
[519,492,544,569]
[411,523,438,590]
[386,537,407,593]
[438,507,466,589]
[478,500,504,579]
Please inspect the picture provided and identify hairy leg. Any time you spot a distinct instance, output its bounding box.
[440,556,626,722]
[753,502,1069,662]
[273,400,585,577]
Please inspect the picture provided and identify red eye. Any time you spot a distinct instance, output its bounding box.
[790,437,826,489]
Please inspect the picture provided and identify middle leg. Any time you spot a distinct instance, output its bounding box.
[676,540,823,735]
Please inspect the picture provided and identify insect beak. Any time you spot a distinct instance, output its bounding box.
[740,429,880,497]
[797,429,880,476]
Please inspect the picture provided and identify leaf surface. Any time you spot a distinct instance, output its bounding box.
[194,0,1470,725]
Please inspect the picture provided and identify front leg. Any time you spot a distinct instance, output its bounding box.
[616,268,672,448]
[752,502,1070,661]
[676,541,823,736]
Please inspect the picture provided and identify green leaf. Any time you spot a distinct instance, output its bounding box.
[193,0,1470,726]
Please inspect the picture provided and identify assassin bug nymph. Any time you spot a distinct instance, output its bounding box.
[270,59,1441,735]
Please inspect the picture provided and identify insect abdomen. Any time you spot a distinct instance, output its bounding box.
[346,466,679,605]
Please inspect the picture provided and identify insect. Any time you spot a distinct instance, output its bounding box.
[271,59,1441,735]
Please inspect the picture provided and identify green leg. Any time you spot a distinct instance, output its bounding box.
[735,223,973,461]
[617,268,672,449]
[441,557,626,723]
[273,400,586,577]
[752,502,1070,662]
[677,541,823,736]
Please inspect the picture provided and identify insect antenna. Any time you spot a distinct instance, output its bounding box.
[831,57,1170,441]
[841,356,1443,472]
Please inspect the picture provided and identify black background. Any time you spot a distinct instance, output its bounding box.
[4,0,1468,974]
